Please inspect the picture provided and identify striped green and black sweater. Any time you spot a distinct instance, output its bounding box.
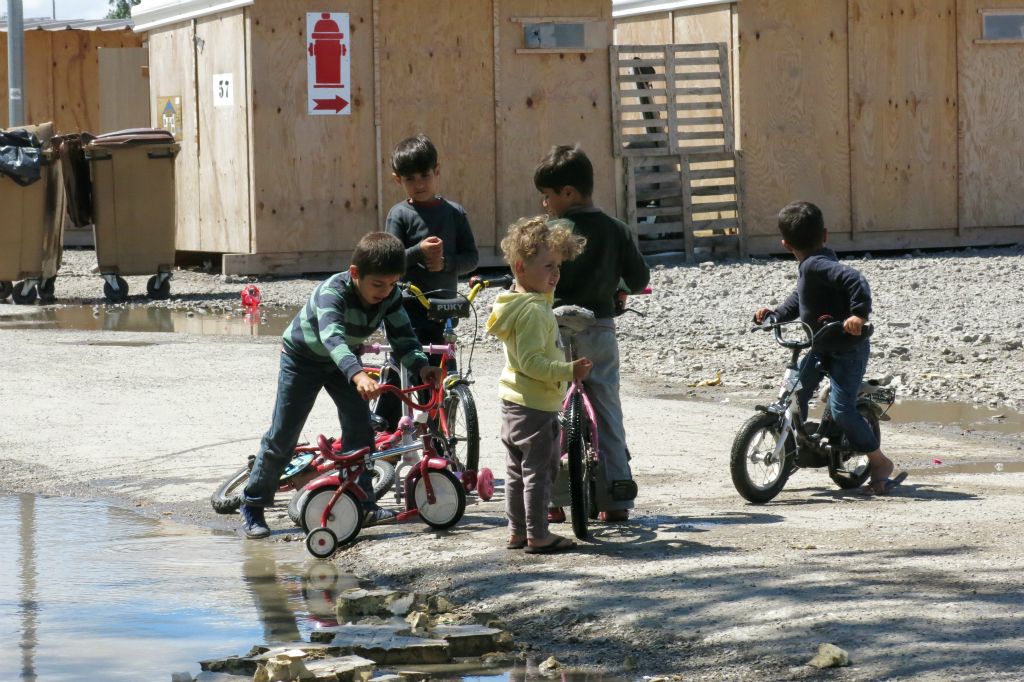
[282,272,428,381]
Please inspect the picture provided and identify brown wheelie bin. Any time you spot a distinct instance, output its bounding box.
[84,128,179,303]
[0,122,65,304]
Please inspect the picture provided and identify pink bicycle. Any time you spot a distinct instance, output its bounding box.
[301,369,467,558]
[555,289,650,540]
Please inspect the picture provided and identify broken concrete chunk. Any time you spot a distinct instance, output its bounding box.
[336,588,413,620]
[807,643,850,669]
[471,611,508,630]
[539,655,562,672]
[171,673,193,682]
[404,610,432,634]
[431,625,505,658]
[253,652,315,682]
[480,651,516,666]
[304,655,376,682]
[313,624,451,664]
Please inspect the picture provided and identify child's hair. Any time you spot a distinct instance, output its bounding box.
[533,144,594,197]
[778,201,825,251]
[352,232,406,276]
[391,134,438,176]
[500,216,586,266]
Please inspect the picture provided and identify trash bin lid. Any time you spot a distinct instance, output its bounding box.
[89,128,176,147]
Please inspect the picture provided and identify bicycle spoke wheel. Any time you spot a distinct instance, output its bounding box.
[566,392,590,540]
[729,412,792,503]
[444,383,479,473]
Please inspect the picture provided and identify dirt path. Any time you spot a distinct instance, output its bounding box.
[1,323,1023,680]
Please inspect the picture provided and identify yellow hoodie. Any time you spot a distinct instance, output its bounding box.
[486,291,574,412]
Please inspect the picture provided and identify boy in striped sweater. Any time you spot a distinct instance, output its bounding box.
[240,233,442,539]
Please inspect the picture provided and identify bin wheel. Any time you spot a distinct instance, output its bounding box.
[103,277,129,303]
[146,275,171,300]
[11,281,37,305]
[0,281,11,301]
[39,277,56,304]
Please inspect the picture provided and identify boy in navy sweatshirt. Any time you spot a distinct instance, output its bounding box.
[754,201,904,495]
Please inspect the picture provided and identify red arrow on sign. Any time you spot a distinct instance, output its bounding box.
[313,95,349,112]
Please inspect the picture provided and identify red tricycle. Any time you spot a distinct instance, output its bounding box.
[302,379,467,558]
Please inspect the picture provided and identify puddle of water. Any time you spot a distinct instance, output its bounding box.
[413,666,627,682]
[886,399,1024,436]
[0,493,355,681]
[0,305,298,337]
[910,461,1024,476]
[655,391,1024,436]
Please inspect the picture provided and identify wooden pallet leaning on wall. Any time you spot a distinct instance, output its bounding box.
[626,152,742,258]
[612,42,743,260]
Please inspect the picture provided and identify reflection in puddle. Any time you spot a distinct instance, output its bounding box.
[0,305,299,337]
[0,494,351,681]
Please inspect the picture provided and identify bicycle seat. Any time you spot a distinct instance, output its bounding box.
[553,305,596,334]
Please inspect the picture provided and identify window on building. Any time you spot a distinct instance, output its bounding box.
[982,11,1024,41]
[523,22,586,49]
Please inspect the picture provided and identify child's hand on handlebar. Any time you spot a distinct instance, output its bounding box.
[843,315,867,336]
[354,371,382,400]
[572,358,593,381]
[753,307,773,324]
[419,365,443,386]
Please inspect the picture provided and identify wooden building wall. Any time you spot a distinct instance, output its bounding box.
[738,0,1024,251]
[0,29,144,132]
[957,0,1024,231]
[496,0,616,235]
[738,0,851,247]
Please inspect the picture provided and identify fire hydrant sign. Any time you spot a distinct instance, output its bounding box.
[307,12,351,115]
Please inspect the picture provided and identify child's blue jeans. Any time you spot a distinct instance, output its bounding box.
[244,349,375,508]
[795,340,880,453]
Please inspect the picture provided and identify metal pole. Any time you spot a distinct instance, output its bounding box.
[6,0,25,126]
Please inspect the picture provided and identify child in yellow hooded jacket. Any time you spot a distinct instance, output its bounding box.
[486,216,591,554]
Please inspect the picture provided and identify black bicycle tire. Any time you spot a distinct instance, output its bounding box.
[444,383,480,473]
[729,412,792,504]
[566,392,590,540]
[211,465,249,514]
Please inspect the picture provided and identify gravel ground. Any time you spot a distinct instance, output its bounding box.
[48,243,1024,412]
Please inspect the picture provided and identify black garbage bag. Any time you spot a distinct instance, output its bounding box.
[0,129,43,186]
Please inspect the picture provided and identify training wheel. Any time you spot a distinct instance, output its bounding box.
[306,561,340,589]
[305,527,338,559]
[476,468,495,501]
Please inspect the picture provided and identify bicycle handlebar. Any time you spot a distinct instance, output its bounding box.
[752,315,873,350]
[359,342,455,358]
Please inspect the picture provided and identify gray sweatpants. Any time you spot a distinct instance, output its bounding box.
[500,400,560,540]
[568,318,634,512]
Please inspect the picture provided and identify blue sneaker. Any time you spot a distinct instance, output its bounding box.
[241,504,270,539]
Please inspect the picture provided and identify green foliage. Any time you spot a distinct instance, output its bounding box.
[106,0,142,20]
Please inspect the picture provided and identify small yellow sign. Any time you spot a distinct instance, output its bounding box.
[156,95,183,141]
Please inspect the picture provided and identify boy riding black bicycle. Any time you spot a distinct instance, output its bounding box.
[753,201,905,495]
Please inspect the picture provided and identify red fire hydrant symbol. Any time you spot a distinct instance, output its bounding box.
[309,12,346,88]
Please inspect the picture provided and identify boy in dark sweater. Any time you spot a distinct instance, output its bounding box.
[240,233,441,539]
[385,134,479,342]
[753,201,904,495]
[534,144,650,522]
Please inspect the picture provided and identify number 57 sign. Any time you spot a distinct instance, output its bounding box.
[307,11,351,115]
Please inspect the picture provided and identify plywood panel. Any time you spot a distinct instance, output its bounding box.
[614,12,673,45]
[378,0,496,248]
[23,32,55,128]
[497,0,615,239]
[98,47,150,133]
[147,25,201,250]
[51,30,143,135]
[249,0,377,256]
[195,9,251,253]
[958,0,1024,228]
[739,0,849,238]
[673,5,731,45]
[849,0,957,233]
